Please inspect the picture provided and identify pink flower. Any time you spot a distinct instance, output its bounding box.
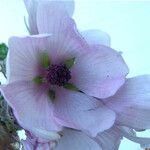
[6,0,150,150]
[0,0,128,139]
[0,31,126,137]
[18,0,150,149]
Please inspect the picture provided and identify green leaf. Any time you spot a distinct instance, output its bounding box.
[0,43,8,60]
[41,52,50,68]
[64,83,78,91]
[32,76,43,85]
[64,57,75,69]
[48,89,56,102]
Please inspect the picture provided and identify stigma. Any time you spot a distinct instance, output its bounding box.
[46,64,71,86]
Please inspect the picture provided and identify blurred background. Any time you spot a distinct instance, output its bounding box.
[0,0,150,149]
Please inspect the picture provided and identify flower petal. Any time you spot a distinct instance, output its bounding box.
[22,133,54,150]
[8,34,51,83]
[106,75,150,129]
[8,33,88,83]
[54,89,116,137]
[61,0,75,17]
[71,45,129,99]
[24,0,75,34]
[80,29,111,46]
[94,125,123,150]
[22,139,33,150]
[23,129,100,150]
[0,81,61,139]
[37,1,77,37]
[56,129,101,150]
[118,126,150,148]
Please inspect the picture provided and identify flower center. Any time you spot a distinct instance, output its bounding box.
[46,64,71,86]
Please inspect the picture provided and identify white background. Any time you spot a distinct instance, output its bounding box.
[0,0,150,149]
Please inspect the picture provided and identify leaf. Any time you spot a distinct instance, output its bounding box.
[64,57,75,69]
[64,83,78,91]
[32,76,43,85]
[48,89,56,103]
[41,52,50,68]
[0,43,8,60]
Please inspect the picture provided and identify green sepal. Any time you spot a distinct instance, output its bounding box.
[48,89,56,103]
[0,43,8,60]
[64,57,75,69]
[24,16,31,34]
[64,83,78,91]
[32,76,43,85]
[41,52,50,68]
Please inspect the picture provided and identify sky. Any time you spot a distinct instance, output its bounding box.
[0,0,150,150]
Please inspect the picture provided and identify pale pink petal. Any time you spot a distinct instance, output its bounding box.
[80,29,111,46]
[8,34,87,83]
[23,128,100,150]
[42,33,87,65]
[71,45,129,99]
[37,1,77,37]
[24,0,75,34]
[22,136,53,150]
[56,128,101,150]
[22,131,60,150]
[61,0,75,16]
[106,75,150,129]
[8,34,51,83]
[0,81,61,139]
[54,89,116,137]
[94,126,123,150]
